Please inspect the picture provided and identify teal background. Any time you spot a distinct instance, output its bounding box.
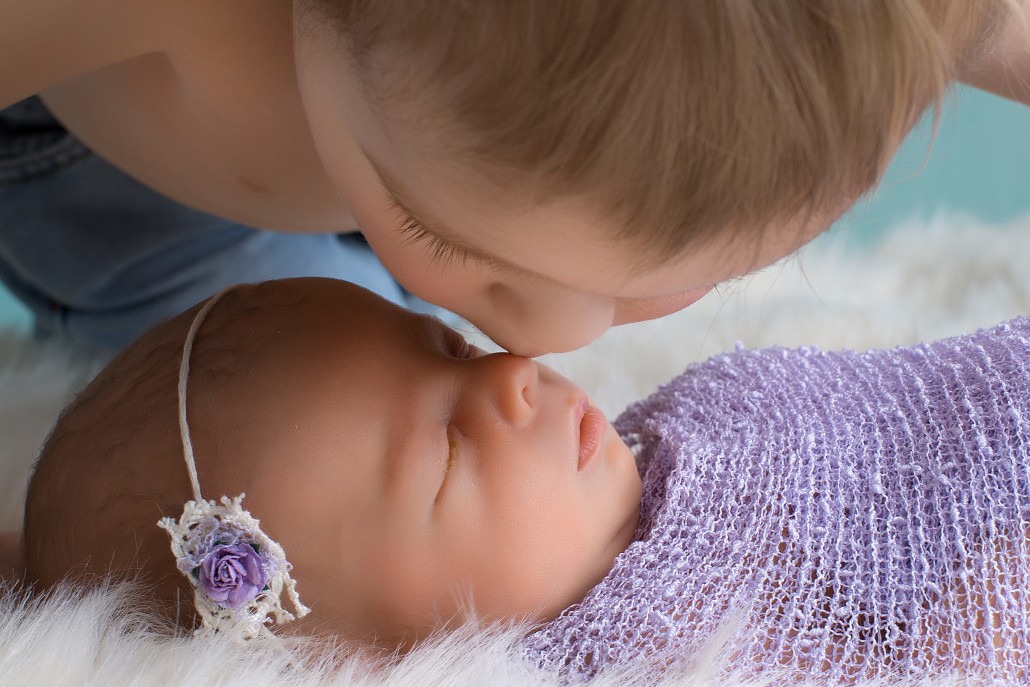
[0,275,27,331]
[0,86,1027,332]
[835,86,1030,244]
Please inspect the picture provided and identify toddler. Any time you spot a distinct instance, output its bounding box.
[2,2,1028,356]
[19,277,1030,683]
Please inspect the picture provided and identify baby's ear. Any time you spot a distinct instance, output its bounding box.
[0,531,24,584]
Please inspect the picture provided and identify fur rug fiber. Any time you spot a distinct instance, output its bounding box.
[1,214,1028,686]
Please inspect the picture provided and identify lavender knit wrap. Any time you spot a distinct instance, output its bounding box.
[523,317,1030,683]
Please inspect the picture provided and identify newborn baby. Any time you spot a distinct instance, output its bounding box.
[20,277,1030,684]
[23,277,642,648]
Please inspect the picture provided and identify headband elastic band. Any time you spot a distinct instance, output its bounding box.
[159,285,310,639]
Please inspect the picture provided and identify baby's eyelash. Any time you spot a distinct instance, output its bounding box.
[435,437,458,505]
[446,439,457,472]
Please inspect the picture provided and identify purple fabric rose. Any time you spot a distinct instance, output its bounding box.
[198,543,267,608]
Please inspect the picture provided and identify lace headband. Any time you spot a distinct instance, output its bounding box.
[158,287,310,639]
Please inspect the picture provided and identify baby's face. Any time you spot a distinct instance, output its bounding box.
[291,12,832,357]
[206,280,641,646]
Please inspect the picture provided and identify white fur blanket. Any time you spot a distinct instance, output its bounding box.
[1,215,1029,686]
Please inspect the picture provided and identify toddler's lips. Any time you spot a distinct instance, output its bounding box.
[577,401,605,471]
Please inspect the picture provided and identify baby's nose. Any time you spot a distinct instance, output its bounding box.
[476,353,538,426]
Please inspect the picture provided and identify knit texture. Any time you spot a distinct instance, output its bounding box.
[523,317,1030,683]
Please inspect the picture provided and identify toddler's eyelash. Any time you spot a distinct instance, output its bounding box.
[390,202,545,285]
[396,212,478,268]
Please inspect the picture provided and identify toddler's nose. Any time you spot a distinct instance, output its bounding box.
[475,353,538,426]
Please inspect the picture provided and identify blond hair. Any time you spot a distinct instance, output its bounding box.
[305,1,1015,260]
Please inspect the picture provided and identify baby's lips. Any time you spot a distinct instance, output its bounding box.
[577,401,606,471]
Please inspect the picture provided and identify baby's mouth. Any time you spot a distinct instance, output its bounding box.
[577,400,606,471]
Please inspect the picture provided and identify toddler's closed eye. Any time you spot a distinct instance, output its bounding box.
[396,209,478,269]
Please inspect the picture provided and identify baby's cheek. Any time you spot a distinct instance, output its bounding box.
[460,513,579,622]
